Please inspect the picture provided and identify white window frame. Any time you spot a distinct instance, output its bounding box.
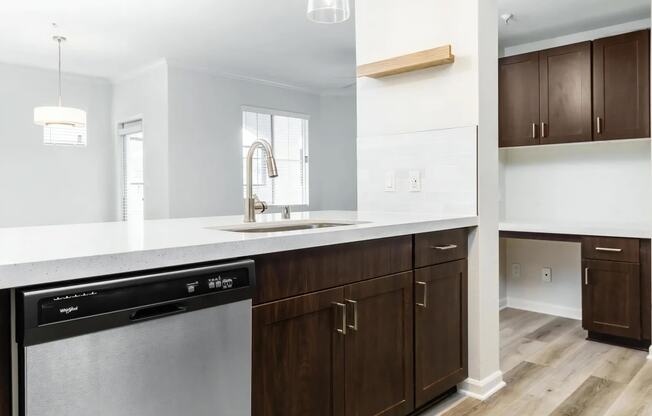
[241,106,310,210]
[117,117,145,221]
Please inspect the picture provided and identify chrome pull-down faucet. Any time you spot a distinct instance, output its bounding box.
[244,140,278,222]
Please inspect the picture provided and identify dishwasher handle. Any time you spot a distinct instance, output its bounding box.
[129,303,187,322]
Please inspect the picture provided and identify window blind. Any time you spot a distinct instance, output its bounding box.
[242,109,309,206]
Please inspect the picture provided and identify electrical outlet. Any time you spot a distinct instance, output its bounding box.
[542,267,552,283]
[511,263,521,279]
[384,171,396,192]
[408,170,421,192]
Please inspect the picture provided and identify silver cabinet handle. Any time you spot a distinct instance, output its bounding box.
[431,244,458,251]
[345,299,358,331]
[531,123,537,139]
[416,281,428,308]
[584,267,589,285]
[332,302,346,335]
[596,117,602,134]
[595,247,622,252]
[540,122,546,138]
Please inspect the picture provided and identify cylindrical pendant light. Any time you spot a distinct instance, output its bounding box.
[307,0,350,24]
[34,36,87,128]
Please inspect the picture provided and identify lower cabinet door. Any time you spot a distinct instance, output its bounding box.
[252,287,346,416]
[414,260,468,408]
[344,272,414,416]
[582,259,641,339]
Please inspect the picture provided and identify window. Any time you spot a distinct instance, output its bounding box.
[44,125,87,146]
[118,119,144,221]
[242,107,309,207]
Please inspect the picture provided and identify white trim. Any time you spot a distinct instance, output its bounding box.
[505,297,582,320]
[503,18,651,57]
[499,297,508,310]
[241,105,310,120]
[458,371,506,401]
[647,346,652,360]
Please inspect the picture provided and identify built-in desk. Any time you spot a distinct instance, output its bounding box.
[499,222,651,350]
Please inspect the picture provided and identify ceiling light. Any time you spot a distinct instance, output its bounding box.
[307,0,350,24]
[34,36,87,128]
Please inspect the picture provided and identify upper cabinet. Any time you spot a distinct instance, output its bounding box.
[499,29,651,148]
[499,52,541,147]
[539,42,592,144]
[593,30,650,141]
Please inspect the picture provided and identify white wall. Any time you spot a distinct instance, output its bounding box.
[355,0,502,399]
[503,239,582,319]
[357,127,477,216]
[112,61,170,220]
[166,64,357,218]
[502,140,652,225]
[0,63,115,227]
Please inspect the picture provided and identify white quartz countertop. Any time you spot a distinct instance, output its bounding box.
[500,221,651,239]
[0,211,478,289]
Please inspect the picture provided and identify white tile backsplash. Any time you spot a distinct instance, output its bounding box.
[357,126,477,216]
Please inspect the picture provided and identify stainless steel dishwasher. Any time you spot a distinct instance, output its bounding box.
[13,260,254,416]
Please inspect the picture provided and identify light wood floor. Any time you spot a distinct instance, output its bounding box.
[423,308,652,416]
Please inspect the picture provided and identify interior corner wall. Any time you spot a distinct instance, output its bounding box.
[0,63,115,227]
[355,0,501,393]
[112,61,170,220]
[166,65,357,219]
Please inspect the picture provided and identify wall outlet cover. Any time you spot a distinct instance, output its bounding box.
[542,267,552,283]
[384,171,396,192]
[408,170,421,192]
[511,263,521,279]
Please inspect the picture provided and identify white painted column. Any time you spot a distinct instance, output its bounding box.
[355,0,503,399]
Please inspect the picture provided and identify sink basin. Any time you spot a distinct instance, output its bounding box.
[210,220,369,233]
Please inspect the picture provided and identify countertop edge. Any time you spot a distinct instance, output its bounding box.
[0,216,478,290]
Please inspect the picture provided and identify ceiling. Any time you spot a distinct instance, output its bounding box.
[499,0,650,47]
[0,0,356,92]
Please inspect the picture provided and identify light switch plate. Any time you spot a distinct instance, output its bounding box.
[542,267,552,283]
[511,263,521,279]
[384,171,396,192]
[408,170,421,192]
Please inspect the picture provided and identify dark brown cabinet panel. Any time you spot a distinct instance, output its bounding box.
[499,52,540,147]
[414,260,468,408]
[253,236,412,304]
[415,228,468,268]
[581,236,640,263]
[593,30,650,140]
[344,272,414,416]
[252,287,346,416]
[539,42,593,144]
[582,259,641,339]
[642,240,651,341]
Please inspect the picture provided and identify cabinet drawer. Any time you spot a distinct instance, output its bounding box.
[415,229,468,268]
[254,236,413,304]
[582,237,640,263]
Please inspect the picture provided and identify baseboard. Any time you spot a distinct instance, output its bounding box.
[458,370,505,401]
[499,297,508,310]
[647,346,652,360]
[505,297,581,320]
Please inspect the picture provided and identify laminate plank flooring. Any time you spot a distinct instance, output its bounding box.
[422,308,650,416]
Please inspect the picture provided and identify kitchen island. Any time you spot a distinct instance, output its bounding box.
[0,211,478,416]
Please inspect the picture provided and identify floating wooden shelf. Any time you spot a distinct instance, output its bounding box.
[357,45,455,78]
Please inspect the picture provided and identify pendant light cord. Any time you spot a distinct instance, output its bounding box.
[57,37,62,106]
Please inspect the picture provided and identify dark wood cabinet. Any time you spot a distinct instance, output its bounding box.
[252,287,346,416]
[252,229,470,416]
[499,29,650,147]
[414,260,468,408]
[582,259,641,340]
[499,52,541,147]
[344,272,414,416]
[593,29,650,141]
[539,42,593,144]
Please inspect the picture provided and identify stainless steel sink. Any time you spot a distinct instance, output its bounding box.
[210,220,368,233]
